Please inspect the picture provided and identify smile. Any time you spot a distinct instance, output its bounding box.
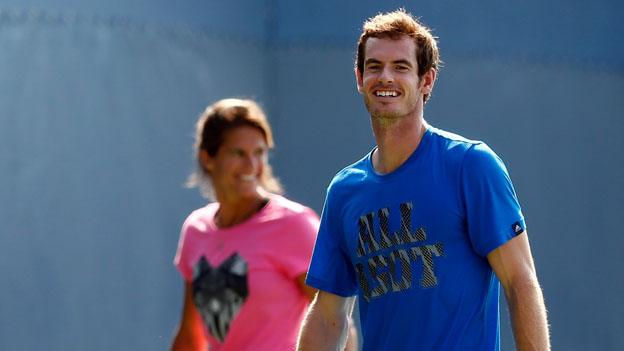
[240,175,256,182]
[375,90,399,97]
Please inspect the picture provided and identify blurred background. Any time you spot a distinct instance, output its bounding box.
[1,0,623,350]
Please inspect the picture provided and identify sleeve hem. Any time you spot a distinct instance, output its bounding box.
[306,275,356,298]
[479,218,526,257]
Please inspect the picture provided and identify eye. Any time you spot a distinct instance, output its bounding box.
[231,149,245,157]
[254,148,266,157]
[366,64,381,72]
[395,65,409,71]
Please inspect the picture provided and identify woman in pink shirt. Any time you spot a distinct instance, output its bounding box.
[171,98,319,351]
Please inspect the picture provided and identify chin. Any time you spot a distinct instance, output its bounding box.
[371,109,403,119]
[235,185,261,198]
[366,102,398,117]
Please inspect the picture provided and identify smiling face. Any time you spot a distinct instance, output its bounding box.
[356,35,434,121]
[201,126,268,202]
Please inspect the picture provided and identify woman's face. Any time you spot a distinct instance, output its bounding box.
[202,126,268,202]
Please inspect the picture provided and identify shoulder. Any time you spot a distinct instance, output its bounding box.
[428,126,502,159]
[444,139,514,192]
[326,152,371,196]
[463,142,509,175]
[265,194,319,223]
[263,195,320,241]
[425,126,487,171]
[181,203,218,234]
[425,127,512,182]
[428,126,481,153]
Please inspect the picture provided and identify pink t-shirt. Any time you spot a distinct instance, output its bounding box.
[174,194,319,351]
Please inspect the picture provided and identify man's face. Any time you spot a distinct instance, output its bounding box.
[357,36,430,120]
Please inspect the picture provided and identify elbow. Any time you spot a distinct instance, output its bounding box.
[505,276,541,306]
[503,271,547,320]
[500,265,541,301]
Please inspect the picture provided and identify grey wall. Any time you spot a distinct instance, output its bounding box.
[0,3,269,350]
[1,1,622,350]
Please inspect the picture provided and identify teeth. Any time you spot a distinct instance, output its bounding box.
[240,175,255,181]
[376,91,398,97]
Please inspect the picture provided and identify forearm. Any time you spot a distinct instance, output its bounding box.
[171,318,208,351]
[171,333,206,351]
[505,277,550,350]
[297,305,349,351]
[344,318,359,351]
[172,282,207,351]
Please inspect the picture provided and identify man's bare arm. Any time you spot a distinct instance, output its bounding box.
[295,275,358,351]
[297,290,356,351]
[488,231,550,350]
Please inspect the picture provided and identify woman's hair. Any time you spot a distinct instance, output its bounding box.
[187,98,283,199]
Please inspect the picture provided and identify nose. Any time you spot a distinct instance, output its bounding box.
[242,155,255,171]
[379,67,394,84]
[242,154,262,173]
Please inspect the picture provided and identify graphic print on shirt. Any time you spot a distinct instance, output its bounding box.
[355,202,445,302]
[192,253,249,342]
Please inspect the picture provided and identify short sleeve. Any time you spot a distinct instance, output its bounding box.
[173,216,196,281]
[271,207,320,280]
[461,143,525,257]
[306,187,358,297]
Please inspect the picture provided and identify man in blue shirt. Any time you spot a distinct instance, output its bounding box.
[297,9,550,351]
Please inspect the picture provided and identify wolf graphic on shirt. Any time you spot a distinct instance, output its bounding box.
[192,253,249,342]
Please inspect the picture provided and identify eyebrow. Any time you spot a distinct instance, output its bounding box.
[364,58,382,66]
[392,59,413,67]
[364,58,413,67]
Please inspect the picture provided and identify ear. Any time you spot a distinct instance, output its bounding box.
[199,149,214,173]
[420,68,437,95]
[355,67,364,94]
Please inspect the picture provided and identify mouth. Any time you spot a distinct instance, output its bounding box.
[374,89,400,97]
[239,175,257,182]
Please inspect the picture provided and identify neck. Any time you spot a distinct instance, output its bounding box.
[371,112,428,174]
[214,188,269,228]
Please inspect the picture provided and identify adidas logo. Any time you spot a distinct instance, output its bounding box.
[512,222,523,235]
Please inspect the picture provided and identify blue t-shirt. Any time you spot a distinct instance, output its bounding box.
[306,126,525,351]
